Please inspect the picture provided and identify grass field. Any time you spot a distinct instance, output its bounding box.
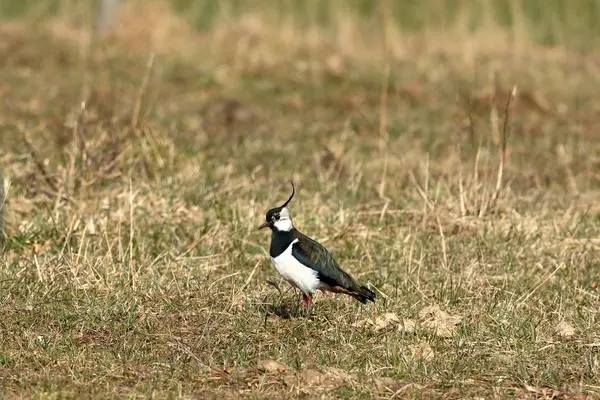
[1,0,600,398]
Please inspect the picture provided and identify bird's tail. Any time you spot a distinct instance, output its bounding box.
[351,285,376,304]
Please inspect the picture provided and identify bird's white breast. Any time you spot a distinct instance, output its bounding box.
[271,238,320,294]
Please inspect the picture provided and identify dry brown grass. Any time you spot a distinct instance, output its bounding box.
[0,0,599,398]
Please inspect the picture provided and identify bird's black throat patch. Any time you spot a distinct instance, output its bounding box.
[269,230,294,258]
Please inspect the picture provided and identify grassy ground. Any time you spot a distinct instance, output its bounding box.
[1,0,600,398]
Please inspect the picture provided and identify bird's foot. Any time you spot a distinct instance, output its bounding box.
[302,294,313,317]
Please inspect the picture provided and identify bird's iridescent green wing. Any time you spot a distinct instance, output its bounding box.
[292,229,356,289]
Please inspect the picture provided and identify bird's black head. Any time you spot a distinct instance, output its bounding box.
[258,182,295,232]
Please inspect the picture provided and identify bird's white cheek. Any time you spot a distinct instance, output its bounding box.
[273,219,293,231]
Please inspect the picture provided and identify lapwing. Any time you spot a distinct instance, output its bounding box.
[258,182,375,314]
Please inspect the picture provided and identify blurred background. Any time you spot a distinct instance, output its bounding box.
[2,0,600,47]
[1,0,598,194]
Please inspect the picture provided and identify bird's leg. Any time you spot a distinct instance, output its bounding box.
[294,290,303,313]
[302,293,313,316]
[265,279,283,295]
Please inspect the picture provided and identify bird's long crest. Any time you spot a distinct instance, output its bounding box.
[281,181,295,208]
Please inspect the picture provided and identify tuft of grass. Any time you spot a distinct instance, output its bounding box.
[0,0,600,398]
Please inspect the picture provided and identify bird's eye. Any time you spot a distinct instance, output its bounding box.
[274,214,280,221]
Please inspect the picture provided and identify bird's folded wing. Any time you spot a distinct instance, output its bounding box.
[291,232,355,289]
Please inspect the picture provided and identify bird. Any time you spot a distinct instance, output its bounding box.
[258,181,375,314]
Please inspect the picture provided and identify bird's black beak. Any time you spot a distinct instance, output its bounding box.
[258,221,270,230]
